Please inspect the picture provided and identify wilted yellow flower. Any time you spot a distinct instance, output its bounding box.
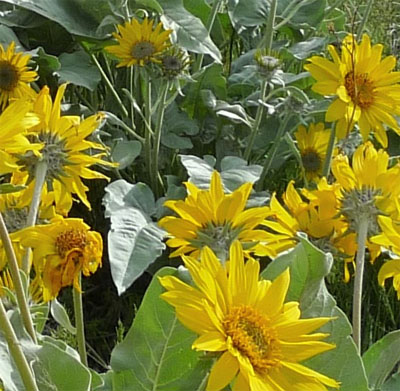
[106,17,172,67]
[15,84,114,215]
[160,242,339,391]
[159,171,274,261]
[0,41,37,110]
[294,122,331,181]
[305,34,400,147]
[16,216,103,302]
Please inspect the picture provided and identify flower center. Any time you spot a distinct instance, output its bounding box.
[131,41,156,60]
[0,61,19,91]
[341,186,381,235]
[344,72,374,109]
[55,229,87,259]
[223,305,282,374]
[162,55,182,71]
[301,148,322,173]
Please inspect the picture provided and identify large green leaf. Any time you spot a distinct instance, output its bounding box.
[103,180,165,295]
[261,235,369,391]
[363,330,400,391]
[160,0,221,63]
[382,373,400,391]
[55,50,101,90]
[110,267,211,390]
[0,0,116,38]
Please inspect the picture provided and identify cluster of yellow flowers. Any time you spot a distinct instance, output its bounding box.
[0,42,110,301]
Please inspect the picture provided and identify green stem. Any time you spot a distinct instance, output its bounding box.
[275,0,313,29]
[0,213,37,343]
[91,53,129,118]
[141,69,153,185]
[356,0,374,41]
[193,0,223,73]
[256,115,292,191]
[73,277,88,367]
[352,217,369,352]
[244,80,268,161]
[322,122,336,178]
[0,298,39,391]
[152,81,169,197]
[22,161,47,274]
[258,0,278,50]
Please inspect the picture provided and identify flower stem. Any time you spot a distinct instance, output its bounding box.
[0,298,39,391]
[256,114,292,191]
[22,160,48,274]
[352,216,369,352]
[322,122,336,178]
[73,276,88,367]
[0,212,37,343]
[141,69,153,187]
[356,0,374,41]
[90,53,129,118]
[259,0,278,51]
[192,0,223,73]
[151,81,169,197]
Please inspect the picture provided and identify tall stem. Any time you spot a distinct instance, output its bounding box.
[141,69,153,185]
[322,123,336,178]
[256,115,292,191]
[91,53,129,118]
[352,217,369,352]
[151,81,169,197]
[356,0,374,41]
[193,0,223,73]
[73,276,88,367]
[0,213,37,343]
[244,0,278,161]
[0,298,39,391]
[22,161,47,274]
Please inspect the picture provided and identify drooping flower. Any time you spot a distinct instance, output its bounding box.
[158,171,274,261]
[294,122,331,181]
[0,41,37,110]
[159,242,339,391]
[106,17,172,67]
[371,216,400,299]
[305,34,400,147]
[14,84,114,215]
[16,216,103,302]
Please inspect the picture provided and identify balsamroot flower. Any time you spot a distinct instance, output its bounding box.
[159,242,339,391]
[305,34,400,147]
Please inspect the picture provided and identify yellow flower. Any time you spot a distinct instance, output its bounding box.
[305,34,400,147]
[106,17,172,67]
[158,171,274,260]
[371,216,400,299]
[0,99,40,175]
[14,84,114,215]
[294,122,331,181]
[0,41,37,110]
[159,242,339,391]
[16,216,103,302]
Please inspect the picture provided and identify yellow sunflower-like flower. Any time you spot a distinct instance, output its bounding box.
[159,242,339,391]
[294,122,331,181]
[0,41,37,110]
[14,84,114,215]
[371,216,400,299]
[158,171,274,261]
[0,99,40,175]
[305,34,400,147]
[106,17,172,67]
[16,216,103,302]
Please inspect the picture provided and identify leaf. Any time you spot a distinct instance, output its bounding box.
[363,330,400,390]
[0,341,24,391]
[0,24,22,46]
[55,50,101,91]
[110,267,211,390]
[287,37,329,60]
[0,183,25,194]
[215,101,253,127]
[50,299,76,335]
[382,373,400,391]
[227,0,269,28]
[161,0,221,63]
[261,235,369,391]
[111,140,142,170]
[103,180,165,295]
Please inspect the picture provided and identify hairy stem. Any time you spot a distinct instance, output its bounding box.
[322,123,336,178]
[73,277,88,367]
